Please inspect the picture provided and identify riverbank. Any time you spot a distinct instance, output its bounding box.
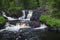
[40,15,60,32]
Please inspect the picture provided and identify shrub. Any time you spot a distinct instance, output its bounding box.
[0,16,6,25]
[40,15,60,27]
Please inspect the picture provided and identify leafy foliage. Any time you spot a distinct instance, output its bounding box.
[40,15,60,27]
[0,16,6,25]
[40,0,60,18]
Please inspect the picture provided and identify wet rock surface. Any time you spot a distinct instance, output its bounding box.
[46,27,60,32]
[8,20,20,25]
[0,28,60,40]
[0,28,46,40]
[2,10,23,19]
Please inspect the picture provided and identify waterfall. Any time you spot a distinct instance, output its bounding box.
[2,10,33,21]
[18,10,25,20]
[26,10,33,21]
[18,10,33,21]
[0,10,47,32]
[0,10,31,32]
[20,10,33,21]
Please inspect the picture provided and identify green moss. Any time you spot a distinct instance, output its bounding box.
[40,15,60,27]
[0,16,6,25]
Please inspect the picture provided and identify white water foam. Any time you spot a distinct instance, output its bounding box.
[0,23,47,32]
[34,24,47,30]
[26,10,33,21]
[0,22,31,32]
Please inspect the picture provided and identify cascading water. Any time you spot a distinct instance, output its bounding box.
[26,10,33,21]
[0,10,47,32]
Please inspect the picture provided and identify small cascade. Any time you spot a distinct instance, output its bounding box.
[0,10,47,32]
[20,10,33,21]
[26,10,33,21]
[2,11,18,21]
[18,10,25,20]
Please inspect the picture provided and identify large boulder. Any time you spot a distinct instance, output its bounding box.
[29,21,40,28]
[6,10,23,18]
[30,9,41,27]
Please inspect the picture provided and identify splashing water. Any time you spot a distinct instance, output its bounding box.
[0,23,47,32]
[0,22,31,32]
[26,10,33,21]
[5,23,30,31]
[20,10,33,21]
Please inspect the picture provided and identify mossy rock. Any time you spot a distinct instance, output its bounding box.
[0,16,6,29]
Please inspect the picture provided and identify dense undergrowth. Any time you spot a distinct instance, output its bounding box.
[40,15,60,28]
